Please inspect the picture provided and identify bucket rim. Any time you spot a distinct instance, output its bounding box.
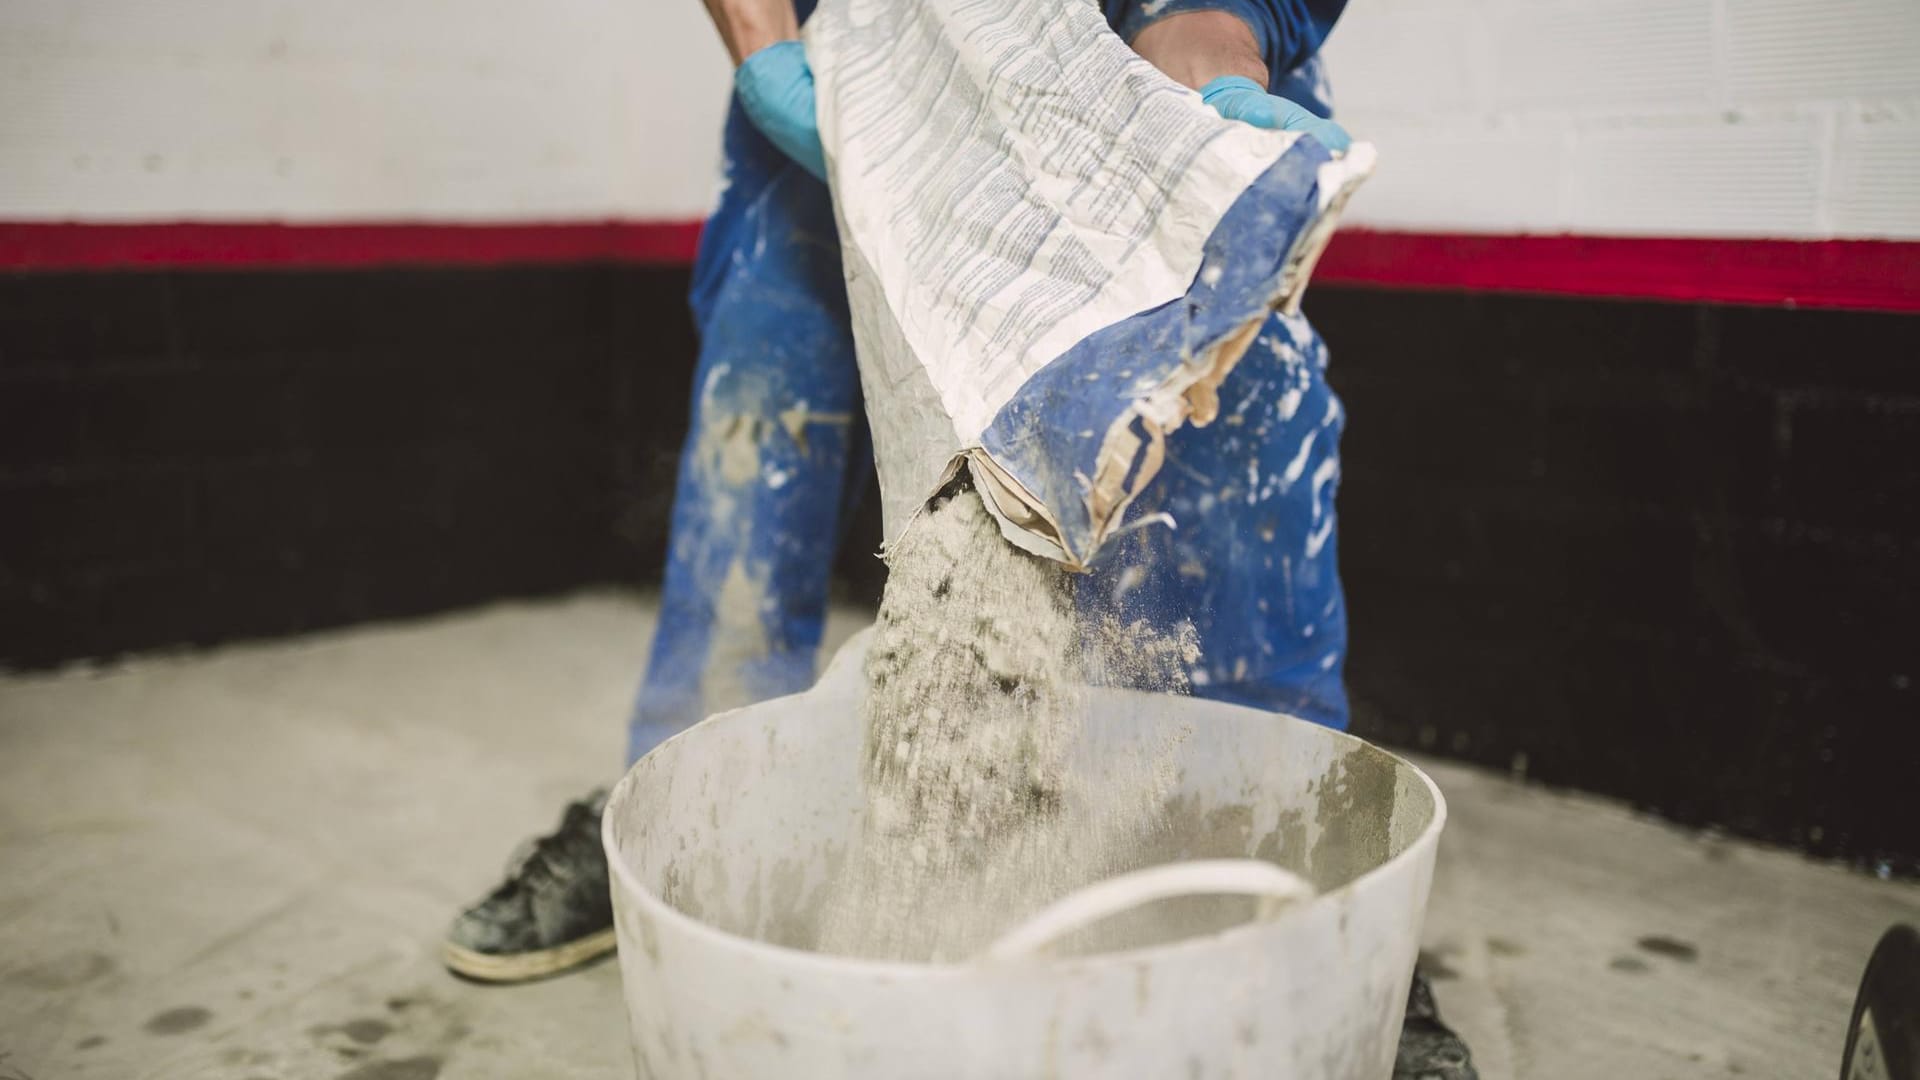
[601,684,1446,979]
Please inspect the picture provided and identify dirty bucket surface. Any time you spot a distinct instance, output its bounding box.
[602,630,1444,1079]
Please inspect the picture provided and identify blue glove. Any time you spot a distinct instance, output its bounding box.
[1199,75,1351,154]
[735,40,828,181]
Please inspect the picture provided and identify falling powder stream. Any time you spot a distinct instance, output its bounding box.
[818,482,1197,963]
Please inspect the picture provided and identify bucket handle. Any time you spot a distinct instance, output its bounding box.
[980,859,1315,962]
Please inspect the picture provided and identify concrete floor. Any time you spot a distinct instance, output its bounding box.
[0,591,1913,1080]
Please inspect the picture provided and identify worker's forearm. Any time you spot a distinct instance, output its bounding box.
[702,0,800,65]
[1129,10,1269,91]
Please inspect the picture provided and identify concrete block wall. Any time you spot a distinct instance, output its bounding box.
[0,0,733,223]
[6,0,1917,242]
[0,266,698,663]
[1316,290,1919,870]
[1320,0,1920,238]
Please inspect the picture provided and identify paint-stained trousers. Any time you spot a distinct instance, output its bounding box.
[626,97,1351,765]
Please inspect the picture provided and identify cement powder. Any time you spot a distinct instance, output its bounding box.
[818,484,1197,963]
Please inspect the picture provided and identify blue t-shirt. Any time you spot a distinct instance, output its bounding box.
[1104,0,1346,116]
[790,0,1346,117]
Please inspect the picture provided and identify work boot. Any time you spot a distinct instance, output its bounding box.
[1395,966,1479,1079]
[442,790,615,983]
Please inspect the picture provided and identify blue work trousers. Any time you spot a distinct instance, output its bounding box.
[627,72,1350,765]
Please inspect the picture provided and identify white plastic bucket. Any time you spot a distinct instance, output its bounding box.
[603,630,1445,1078]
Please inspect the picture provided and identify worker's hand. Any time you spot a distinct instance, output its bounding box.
[735,40,828,181]
[1199,75,1352,154]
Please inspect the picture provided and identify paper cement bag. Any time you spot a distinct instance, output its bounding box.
[807,0,1374,568]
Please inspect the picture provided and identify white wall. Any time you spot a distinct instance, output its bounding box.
[3,0,1916,239]
[1321,0,1920,238]
[0,0,733,222]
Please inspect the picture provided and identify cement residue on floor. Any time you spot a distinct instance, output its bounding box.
[1,592,1913,1079]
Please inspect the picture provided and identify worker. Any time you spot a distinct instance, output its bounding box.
[443,0,1474,1074]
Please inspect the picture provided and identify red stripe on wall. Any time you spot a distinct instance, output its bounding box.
[3,221,1917,312]
[0,221,704,271]
[1315,231,1920,314]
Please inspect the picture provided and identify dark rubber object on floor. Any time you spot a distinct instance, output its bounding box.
[1842,924,1920,1080]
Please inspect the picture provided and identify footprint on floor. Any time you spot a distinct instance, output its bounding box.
[143,1006,213,1035]
[1486,937,1525,958]
[311,1018,395,1046]
[334,1055,443,1080]
[1636,935,1699,962]
[7,951,116,992]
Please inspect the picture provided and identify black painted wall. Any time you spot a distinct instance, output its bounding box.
[3,266,1914,872]
[2,267,693,660]
[1314,292,1919,876]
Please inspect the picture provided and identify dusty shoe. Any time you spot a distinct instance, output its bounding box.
[1395,966,1479,1080]
[442,790,615,983]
